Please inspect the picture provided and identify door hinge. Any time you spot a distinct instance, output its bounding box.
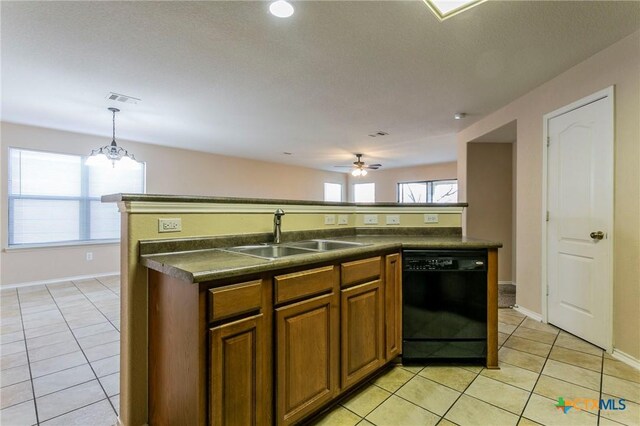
[546,211,549,222]
[546,285,549,296]
[547,136,550,147]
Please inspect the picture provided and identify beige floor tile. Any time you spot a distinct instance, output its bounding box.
[399,364,424,374]
[396,375,460,416]
[500,308,525,318]
[77,330,120,350]
[40,398,117,426]
[522,394,597,426]
[504,335,552,358]
[36,379,106,421]
[445,394,518,426]
[0,323,23,335]
[520,318,559,334]
[548,346,602,372]
[603,358,640,384]
[533,374,599,406]
[481,362,539,391]
[1,350,29,370]
[498,314,525,326]
[0,380,33,409]
[71,322,116,339]
[419,366,477,392]
[0,399,37,425]
[465,374,530,415]
[33,364,95,397]
[110,394,119,415]
[541,359,601,391]
[341,384,391,417]
[98,372,120,397]
[498,332,509,346]
[372,366,414,392]
[554,332,603,357]
[598,395,638,426]
[28,340,81,362]
[518,417,543,426]
[437,419,458,426]
[83,341,120,362]
[91,355,120,377]
[366,394,440,426]
[0,331,24,345]
[30,351,86,378]
[26,330,75,350]
[511,327,557,345]
[499,322,518,334]
[460,364,484,373]
[23,323,69,340]
[599,417,628,426]
[1,340,27,356]
[356,420,374,426]
[499,347,546,373]
[312,406,361,426]
[602,374,640,404]
[1,364,31,387]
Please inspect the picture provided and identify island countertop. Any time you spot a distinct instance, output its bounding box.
[141,234,502,284]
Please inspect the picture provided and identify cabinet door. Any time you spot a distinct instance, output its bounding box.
[340,280,384,390]
[385,253,402,360]
[210,314,265,426]
[276,293,339,425]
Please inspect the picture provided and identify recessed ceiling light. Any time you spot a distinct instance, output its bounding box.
[283,152,293,155]
[454,112,466,120]
[423,0,485,21]
[269,1,294,18]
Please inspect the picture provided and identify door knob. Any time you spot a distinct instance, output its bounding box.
[590,231,604,240]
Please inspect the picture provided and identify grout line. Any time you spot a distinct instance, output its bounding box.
[42,284,118,417]
[68,281,120,332]
[36,397,112,424]
[15,288,41,425]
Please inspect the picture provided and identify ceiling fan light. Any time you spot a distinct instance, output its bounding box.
[351,168,361,177]
[361,169,368,176]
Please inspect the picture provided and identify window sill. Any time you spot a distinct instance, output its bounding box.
[4,240,120,252]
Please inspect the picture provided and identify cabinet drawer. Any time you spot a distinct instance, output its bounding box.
[341,257,381,287]
[209,280,262,322]
[275,266,337,304]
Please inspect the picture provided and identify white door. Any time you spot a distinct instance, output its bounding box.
[546,90,613,350]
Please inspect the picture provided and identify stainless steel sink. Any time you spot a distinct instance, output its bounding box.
[223,245,316,260]
[285,239,366,251]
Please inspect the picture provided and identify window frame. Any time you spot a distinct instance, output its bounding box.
[397,179,458,203]
[323,182,343,202]
[353,182,376,203]
[7,146,146,248]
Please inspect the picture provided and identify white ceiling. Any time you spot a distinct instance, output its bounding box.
[2,1,639,171]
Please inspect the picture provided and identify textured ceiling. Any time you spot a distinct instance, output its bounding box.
[2,1,639,171]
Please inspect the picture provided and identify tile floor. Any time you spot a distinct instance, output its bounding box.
[1,277,120,426]
[2,280,639,426]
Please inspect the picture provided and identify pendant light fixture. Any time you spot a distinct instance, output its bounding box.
[86,107,139,168]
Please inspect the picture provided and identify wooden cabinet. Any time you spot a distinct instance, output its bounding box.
[384,253,402,360]
[340,279,384,390]
[275,292,339,425]
[210,314,265,426]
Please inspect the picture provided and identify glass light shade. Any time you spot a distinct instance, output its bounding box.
[361,169,368,176]
[118,155,141,170]
[351,168,362,177]
[85,153,109,167]
[269,0,294,18]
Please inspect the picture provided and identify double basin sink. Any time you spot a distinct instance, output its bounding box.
[222,239,368,260]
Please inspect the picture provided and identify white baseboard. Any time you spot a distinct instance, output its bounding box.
[499,281,514,286]
[612,349,640,371]
[2,272,119,290]
[512,305,543,322]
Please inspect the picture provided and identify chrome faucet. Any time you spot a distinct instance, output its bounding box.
[273,209,285,244]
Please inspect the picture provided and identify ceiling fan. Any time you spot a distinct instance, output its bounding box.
[334,153,382,176]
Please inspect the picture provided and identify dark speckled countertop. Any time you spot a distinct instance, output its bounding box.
[141,234,502,284]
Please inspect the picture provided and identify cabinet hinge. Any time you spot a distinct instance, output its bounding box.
[546,285,549,296]
[546,211,549,222]
[547,136,550,147]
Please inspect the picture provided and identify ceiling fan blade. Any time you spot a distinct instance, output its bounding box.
[365,164,382,169]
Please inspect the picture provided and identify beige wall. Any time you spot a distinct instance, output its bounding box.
[0,122,348,286]
[457,31,640,359]
[467,143,513,283]
[347,162,457,202]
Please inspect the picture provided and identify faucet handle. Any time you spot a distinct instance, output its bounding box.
[275,208,285,216]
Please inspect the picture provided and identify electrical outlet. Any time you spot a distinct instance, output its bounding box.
[86,252,93,261]
[386,215,400,225]
[158,218,182,233]
[424,214,439,223]
[324,214,336,225]
[338,215,349,225]
[364,214,378,225]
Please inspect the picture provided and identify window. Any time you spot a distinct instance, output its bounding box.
[398,179,458,203]
[8,148,145,246]
[324,183,342,202]
[353,183,375,203]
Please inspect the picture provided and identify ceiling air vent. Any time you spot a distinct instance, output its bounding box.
[106,92,141,104]
[368,131,389,138]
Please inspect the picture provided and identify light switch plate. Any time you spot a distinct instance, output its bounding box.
[324,214,336,225]
[338,215,349,225]
[364,214,378,225]
[158,218,182,233]
[386,215,400,225]
[424,214,439,223]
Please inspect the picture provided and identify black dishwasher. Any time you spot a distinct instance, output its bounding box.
[402,250,487,362]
